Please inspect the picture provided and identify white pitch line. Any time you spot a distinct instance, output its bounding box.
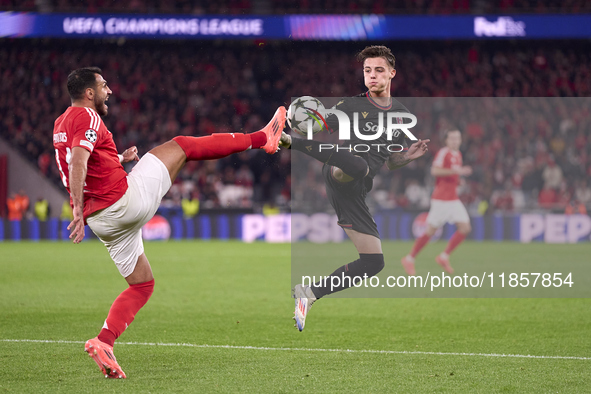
[1,339,589,361]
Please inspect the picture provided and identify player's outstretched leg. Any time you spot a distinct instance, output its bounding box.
[293,252,384,331]
[172,106,286,161]
[401,234,431,275]
[150,107,286,183]
[436,223,470,274]
[293,284,317,332]
[85,337,127,379]
[401,223,438,275]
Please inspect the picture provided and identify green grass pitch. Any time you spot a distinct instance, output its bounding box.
[1,240,590,392]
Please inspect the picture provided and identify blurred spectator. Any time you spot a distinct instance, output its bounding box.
[7,191,29,220]
[181,191,200,218]
[565,201,588,215]
[60,200,74,221]
[262,202,280,216]
[404,179,429,209]
[34,197,49,221]
[574,180,591,206]
[7,193,22,221]
[521,161,544,203]
[17,190,29,211]
[17,190,29,218]
[538,184,558,209]
[542,158,564,189]
[477,199,489,216]
[491,183,514,212]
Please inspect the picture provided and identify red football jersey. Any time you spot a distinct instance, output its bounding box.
[53,106,128,220]
[431,147,462,201]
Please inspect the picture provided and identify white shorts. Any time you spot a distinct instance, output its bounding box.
[87,153,172,277]
[426,199,470,228]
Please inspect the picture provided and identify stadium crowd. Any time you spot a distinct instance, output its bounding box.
[272,0,591,15]
[1,39,590,214]
[2,0,590,14]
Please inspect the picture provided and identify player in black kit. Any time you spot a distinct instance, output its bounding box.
[282,46,430,331]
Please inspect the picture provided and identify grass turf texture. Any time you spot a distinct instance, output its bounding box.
[1,240,590,392]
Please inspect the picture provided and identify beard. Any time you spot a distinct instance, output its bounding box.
[94,96,108,116]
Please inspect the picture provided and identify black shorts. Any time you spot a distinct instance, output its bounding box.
[322,164,380,239]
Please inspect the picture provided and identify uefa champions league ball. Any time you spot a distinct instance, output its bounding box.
[287,96,326,136]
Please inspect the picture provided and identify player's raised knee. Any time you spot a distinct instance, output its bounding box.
[349,156,370,179]
[334,156,369,182]
[360,253,385,277]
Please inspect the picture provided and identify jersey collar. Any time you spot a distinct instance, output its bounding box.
[365,91,392,110]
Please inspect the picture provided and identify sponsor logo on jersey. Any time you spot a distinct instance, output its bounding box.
[323,109,418,141]
[53,132,67,143]
[85,129,98,143]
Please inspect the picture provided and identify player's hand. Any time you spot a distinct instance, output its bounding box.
[406,139,430,160]
[67,206,85,244]
[121,146,139,163]
[458,166,473,176]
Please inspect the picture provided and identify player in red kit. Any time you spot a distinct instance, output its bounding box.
[401,129,472,275]
[53,67,286,378]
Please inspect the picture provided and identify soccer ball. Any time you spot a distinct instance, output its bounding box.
[287,96,326,136]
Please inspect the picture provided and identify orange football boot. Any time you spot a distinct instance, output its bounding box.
[84,337,126,379]
[260,106,287,154]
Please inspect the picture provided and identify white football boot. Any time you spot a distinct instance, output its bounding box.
[293,284,317,332]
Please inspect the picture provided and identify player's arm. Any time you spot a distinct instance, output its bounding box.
[386,139,430,170]
[431,165,472,177]
[323,99,346,133]
[67,147,90,244]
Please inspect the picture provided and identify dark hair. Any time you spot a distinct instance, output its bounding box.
[67,67,102,101]
[356,46,395,69]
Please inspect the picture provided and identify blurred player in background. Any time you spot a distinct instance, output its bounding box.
[281,46,429,331]
[401,129,472,275]
[53,67,285,378]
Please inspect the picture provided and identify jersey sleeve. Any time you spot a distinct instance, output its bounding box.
[432,149,449,168]
[70,109,101,153]
[399,134,410,151]
[324,98,347,134]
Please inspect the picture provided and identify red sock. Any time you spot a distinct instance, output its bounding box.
[97,279,154,347]
[173,132,267,161]
[444,231,466,255]
[410,234,430,258]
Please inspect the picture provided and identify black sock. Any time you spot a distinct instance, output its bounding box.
[310,254,385,298]
[291,138,369,180]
